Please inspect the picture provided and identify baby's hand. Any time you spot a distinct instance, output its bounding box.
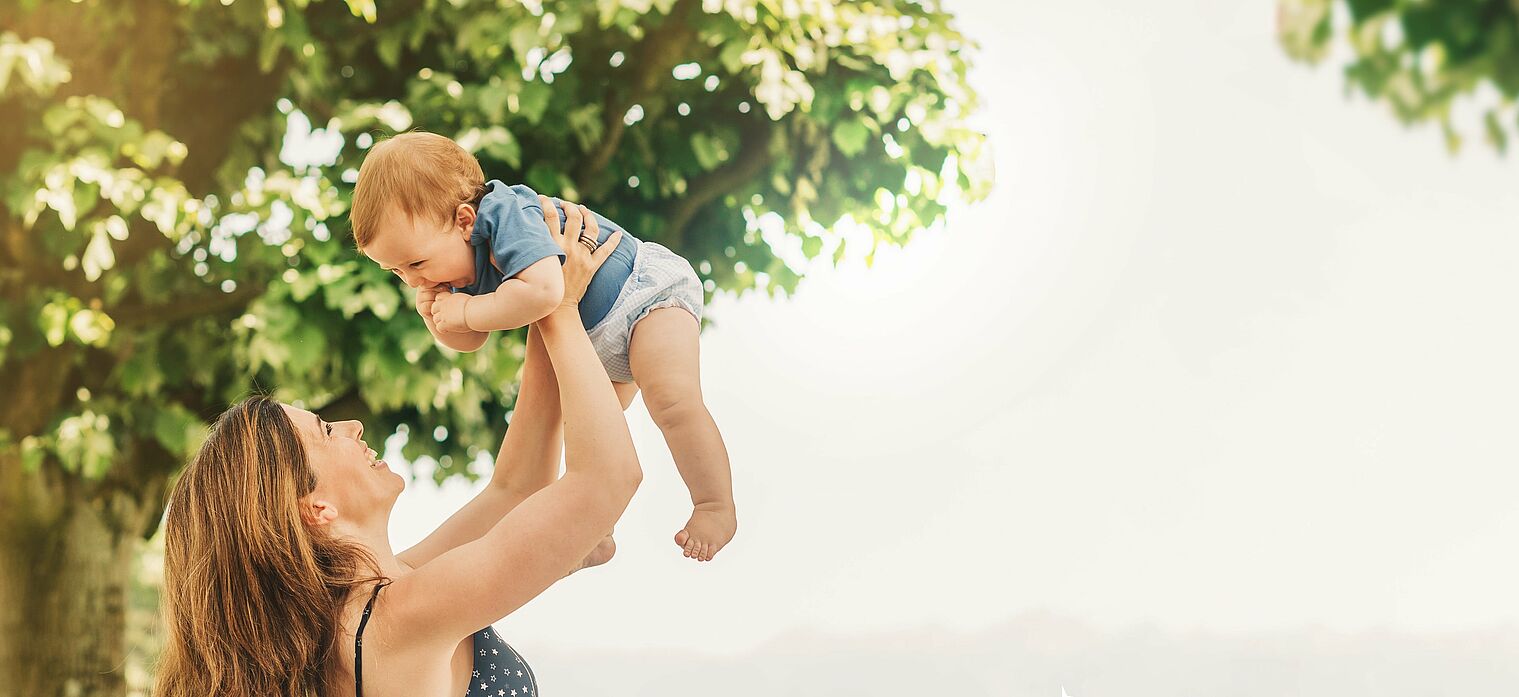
[415,284,447,319]
[431,291,471,333]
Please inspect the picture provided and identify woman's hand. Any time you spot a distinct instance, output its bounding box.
[540,195,622,309]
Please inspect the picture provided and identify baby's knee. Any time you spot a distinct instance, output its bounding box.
[643,383,705,429]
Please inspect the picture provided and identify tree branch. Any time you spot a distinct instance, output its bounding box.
[315,388,375,425]
[111,283,265,329]
[662,116,778,246]
[578,0,702,193]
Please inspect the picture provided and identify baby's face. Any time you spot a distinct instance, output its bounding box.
[362,205,477,290]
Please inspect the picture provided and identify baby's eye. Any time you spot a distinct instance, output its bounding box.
[411,261,424,268]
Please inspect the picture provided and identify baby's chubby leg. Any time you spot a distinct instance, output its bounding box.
[628,307,736,562]
[614,381,640,411]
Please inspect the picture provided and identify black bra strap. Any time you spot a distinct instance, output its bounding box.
[354,580,391,697]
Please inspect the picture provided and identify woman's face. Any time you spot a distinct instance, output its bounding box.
[281,404,404,527]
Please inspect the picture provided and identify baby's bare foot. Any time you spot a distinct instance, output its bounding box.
[673,503,736,562]
[571,535,616,576]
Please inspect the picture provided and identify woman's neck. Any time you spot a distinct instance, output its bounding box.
[337,520,409,578]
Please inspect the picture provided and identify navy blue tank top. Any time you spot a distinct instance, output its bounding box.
[355,582,538,697]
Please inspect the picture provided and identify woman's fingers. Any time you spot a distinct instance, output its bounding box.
[560,201,584,241]
[538,195,561,238]
[592,230,623,264]
[576,205,599,242]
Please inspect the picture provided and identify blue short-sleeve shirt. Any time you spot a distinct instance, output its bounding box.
[457,180,637,330]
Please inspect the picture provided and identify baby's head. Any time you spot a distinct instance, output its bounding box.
[350,131,483,289]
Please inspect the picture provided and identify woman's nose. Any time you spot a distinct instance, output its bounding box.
[340,420,364,440]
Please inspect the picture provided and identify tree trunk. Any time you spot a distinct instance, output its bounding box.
[0,456,142,697]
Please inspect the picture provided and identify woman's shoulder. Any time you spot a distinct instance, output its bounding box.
[347,565,460,646]
[333,572,473,697]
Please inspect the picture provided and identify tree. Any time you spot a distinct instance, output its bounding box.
[0,0,991,694]
[1278,0,1519,152]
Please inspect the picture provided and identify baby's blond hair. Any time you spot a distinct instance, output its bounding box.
[350,131,485,248]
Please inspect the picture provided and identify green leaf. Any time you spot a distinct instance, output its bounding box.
[344,0,378,23]
[801,234,822,258]
[516,81,553,124]
[1345,0,1394,22]
[258,31,282,73]
[151,405,202,456]
[479,87,509,122]
[19,436,45,474]
[38,300,69,347]
[508,22,541,63]
[1485,110,1508,153]
[832,118,870,156]
[81,227,114,282]
[691,132,726,170]
[119,347,166,397]
[360,281,402,320]
[377,34,402,69]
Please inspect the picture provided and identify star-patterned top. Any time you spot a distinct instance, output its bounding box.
[463,627,537,697]
[354,583,537,697]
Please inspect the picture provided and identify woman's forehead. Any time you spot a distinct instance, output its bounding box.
[279,404,319,433]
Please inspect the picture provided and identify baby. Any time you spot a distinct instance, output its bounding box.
[349,132,736,562]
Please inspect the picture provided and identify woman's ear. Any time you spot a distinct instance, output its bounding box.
[455,203,477,240]
[298,497,339,527]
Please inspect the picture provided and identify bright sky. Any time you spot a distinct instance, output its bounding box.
[387,0,1519,657]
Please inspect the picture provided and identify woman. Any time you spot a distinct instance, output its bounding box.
[153,204,639,696]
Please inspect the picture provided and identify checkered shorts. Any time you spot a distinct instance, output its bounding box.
[587,240,704,383]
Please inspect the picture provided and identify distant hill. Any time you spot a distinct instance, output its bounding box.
[517,612,1519,696]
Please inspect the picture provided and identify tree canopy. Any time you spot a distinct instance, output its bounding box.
[1278,0,1519,152]
[0,1,990,692]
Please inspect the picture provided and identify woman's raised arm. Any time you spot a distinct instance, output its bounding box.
[386,201,637,646]
[395,199,619,568]
[394,323,562,568]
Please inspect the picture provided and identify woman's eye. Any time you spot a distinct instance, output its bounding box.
[325,423,332,436]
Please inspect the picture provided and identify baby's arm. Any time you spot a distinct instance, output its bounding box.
[417,284,489,352]
[426,311,489,353]
[456,257,564,332]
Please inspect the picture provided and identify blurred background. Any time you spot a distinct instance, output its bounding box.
[3,0,1519,695]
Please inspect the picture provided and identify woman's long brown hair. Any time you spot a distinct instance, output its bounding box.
[154,395,384,696]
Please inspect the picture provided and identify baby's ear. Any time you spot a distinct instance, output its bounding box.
[455,202,477,235]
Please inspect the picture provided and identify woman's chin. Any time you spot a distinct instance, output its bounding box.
[378,464,406,493]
